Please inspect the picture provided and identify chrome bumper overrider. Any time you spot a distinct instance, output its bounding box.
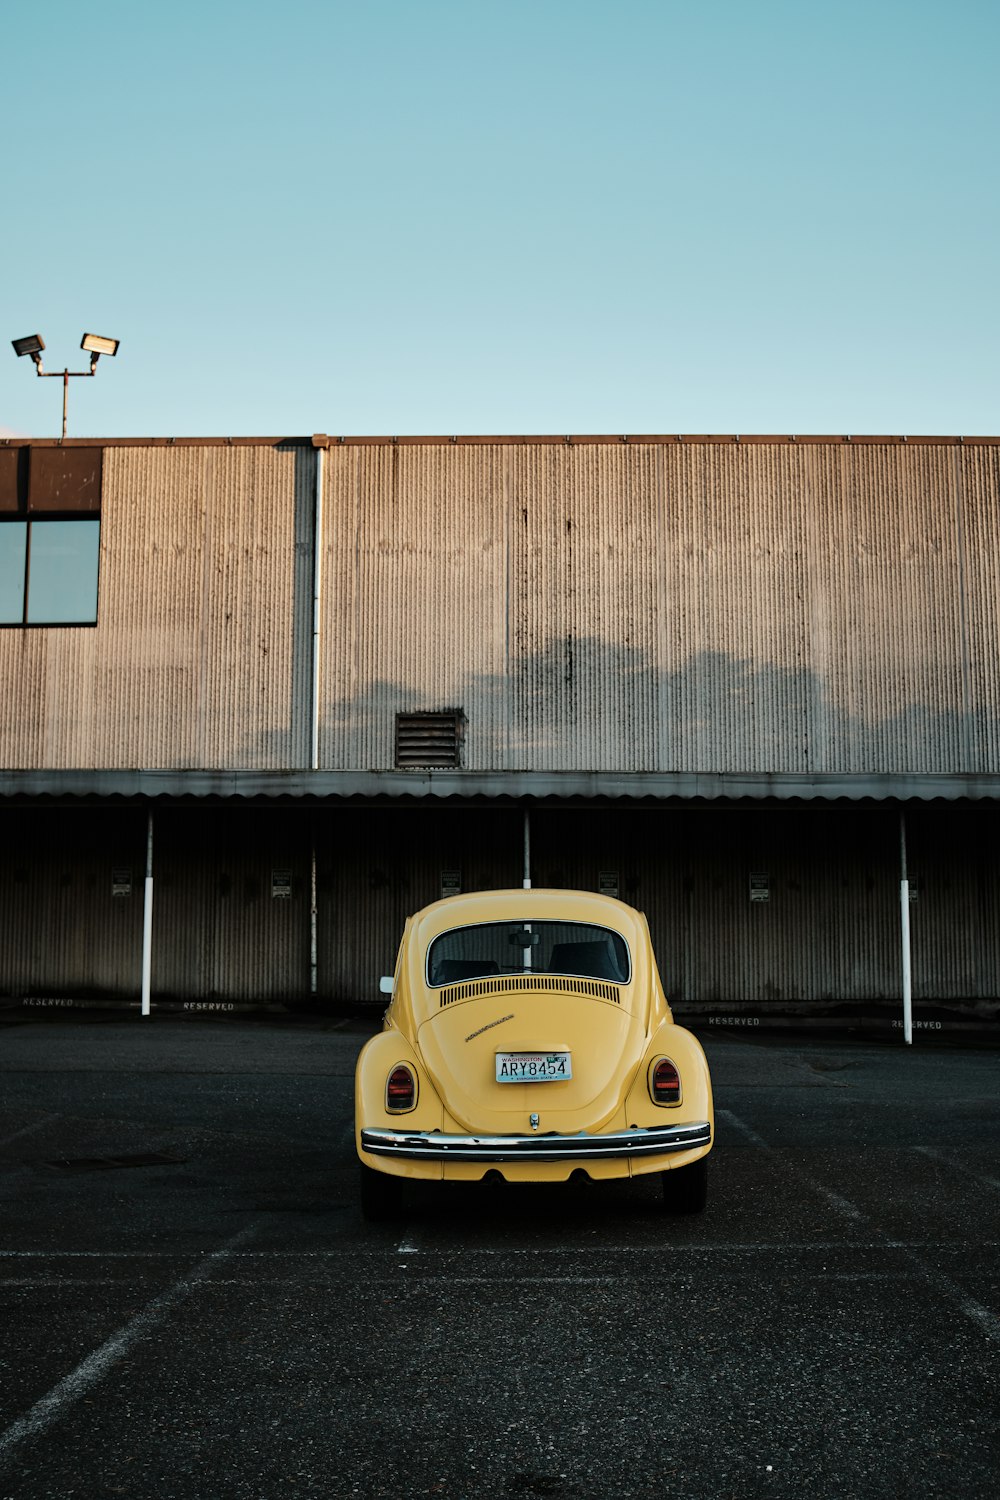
[360,1121,712,1163]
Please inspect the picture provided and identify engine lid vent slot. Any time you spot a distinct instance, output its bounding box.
[439,975,621,1006]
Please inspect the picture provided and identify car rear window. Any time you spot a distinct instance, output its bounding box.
[427,921,631,987]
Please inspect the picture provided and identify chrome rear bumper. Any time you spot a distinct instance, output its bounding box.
[360,1121,711,1163]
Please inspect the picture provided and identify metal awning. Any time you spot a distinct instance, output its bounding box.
[2,768,1000,802]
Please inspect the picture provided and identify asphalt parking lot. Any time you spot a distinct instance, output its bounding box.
[0,1016,998,1500]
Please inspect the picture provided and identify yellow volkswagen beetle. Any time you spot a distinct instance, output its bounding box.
[355,889,713,1220]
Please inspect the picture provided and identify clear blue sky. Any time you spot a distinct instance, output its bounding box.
[3,0,998,439]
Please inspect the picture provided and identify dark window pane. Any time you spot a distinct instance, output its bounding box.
[427,921,631,986]
[27,446,102,512]
[0,522,27,623]
[26,520,101,624]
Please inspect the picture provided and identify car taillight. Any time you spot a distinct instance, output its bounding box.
[386,1064,417,1112]
[650,1057,682,1106]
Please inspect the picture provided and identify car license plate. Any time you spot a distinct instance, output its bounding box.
[495,1052,572,1083]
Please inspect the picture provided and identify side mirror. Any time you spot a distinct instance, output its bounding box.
[379,976,394,995]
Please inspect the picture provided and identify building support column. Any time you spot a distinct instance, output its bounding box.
[309,441,325,1001]
[141,809,154,1018]
[899,809,913,1045]
[310,839,318,998]
[522,806,532,889]
[310,442,324,772]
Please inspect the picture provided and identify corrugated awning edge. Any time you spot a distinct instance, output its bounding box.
[3,770,1000,803]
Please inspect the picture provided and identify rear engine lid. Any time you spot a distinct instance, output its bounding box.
[416,988,646,1134]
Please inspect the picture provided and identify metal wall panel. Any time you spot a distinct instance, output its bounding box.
[318,440,1000,776]
[316,806,522,1003]
[0,808,145,1000]
[314,804,998,1020]
[1,801,995,1017]
[526,806,902,1011]
[321,443,508,772]
[905,805,1000,1009]
[0,805,312,1005]
[3,433,996,1016]
[2,436,999,778]
[150,808,310,1002]
[0,444,314,770]
[801,443,966,774]
[958,445,1000,773]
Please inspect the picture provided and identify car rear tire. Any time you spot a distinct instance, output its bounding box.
[360,1163,404,1222]
[661,1156,708,1214]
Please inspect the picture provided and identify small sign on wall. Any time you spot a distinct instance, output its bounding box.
[749,872,770,903]
[440,870,462,898]
[111,868,132,898]
[598,870,619,898]
[272,869,292,899]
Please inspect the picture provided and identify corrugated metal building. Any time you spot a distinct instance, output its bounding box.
[2,433,999,1030]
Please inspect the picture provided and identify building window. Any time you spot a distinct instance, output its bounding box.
[0,445,103,627]
[395,711,465,768]
[0,518,101,625]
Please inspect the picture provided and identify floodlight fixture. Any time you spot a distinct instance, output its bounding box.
[9,328,122,437]
[12,333,46,360]
[81,333,120,358]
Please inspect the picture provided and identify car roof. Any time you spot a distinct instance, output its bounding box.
[410,888,645,947]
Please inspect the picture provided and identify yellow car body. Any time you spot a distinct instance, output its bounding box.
[355,889,713,1216]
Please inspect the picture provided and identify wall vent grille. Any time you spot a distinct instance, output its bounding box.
[395,711,464,768]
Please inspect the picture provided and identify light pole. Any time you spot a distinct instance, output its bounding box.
[11,332,120,439]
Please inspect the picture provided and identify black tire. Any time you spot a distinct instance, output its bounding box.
[360,1162,404,1222]
[661,1156,708,1214]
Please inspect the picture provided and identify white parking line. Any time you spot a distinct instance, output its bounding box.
[2,1241,999,1257]
[718,1109,864,1221]
[719,1108,1000,1347]
[0,1118,58,1149]
[0,1270,919,1289]
[0,1222,259,1471]
[913,1145,1000,1193]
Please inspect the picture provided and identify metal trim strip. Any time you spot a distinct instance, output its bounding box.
[3,435,998,449]
[3,770,1000,803]
[360,1121,712,1162]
